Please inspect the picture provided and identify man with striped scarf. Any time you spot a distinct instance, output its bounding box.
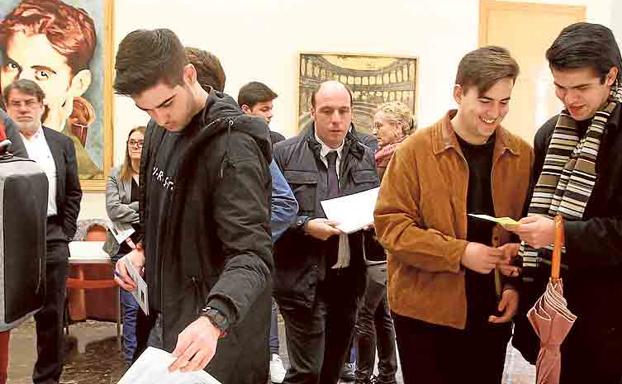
[510,23,622,384]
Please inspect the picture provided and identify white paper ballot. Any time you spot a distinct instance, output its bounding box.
[118,347,221,384]
[124,258,149,316]
[321,187,380,234]
[109,222,135,244]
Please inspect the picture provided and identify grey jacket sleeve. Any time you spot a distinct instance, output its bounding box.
[106,167,139,224]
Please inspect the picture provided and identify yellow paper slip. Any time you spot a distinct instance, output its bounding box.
[468,214,520,226]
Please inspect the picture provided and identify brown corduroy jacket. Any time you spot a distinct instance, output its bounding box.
[374,110,533,329]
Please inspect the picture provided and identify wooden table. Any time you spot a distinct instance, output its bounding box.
[67,241,120,348]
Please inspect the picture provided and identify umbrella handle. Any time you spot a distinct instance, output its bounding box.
[551,215,564,281]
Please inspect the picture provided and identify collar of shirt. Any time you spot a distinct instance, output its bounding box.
[19,126,44,143]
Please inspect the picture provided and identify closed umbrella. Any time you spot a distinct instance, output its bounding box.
[527,215,577,384]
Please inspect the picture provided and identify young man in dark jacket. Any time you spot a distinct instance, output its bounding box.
[112,29,273,384]
[510,23,622,384]
[273,80,379,384]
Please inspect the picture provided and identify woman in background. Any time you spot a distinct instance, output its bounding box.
[372,101,416,180]
[355,101,415,384]
[104,126,145,366]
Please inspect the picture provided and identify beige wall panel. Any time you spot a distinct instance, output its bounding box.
[480,1,585,143]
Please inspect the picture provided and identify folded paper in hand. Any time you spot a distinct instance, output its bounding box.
[118,347,221,384]
[321,188,379,234]
[124,258,149,316]
[468,213,520,227]
[109,222,135,244]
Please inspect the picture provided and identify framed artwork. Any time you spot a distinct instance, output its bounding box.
[0,0,114,191]
[298,53,418,134]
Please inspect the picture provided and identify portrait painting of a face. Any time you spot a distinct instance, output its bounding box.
[0,0,113,189]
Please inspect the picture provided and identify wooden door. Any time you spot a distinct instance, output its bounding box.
[480,0,585,143]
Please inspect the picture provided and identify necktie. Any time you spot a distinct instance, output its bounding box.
[326,151,339,198]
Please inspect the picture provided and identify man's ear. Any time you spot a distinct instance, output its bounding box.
[68,69,92,97]
[607,66,619,86]
[183,63,197,86]
[453,84,464,105]
[241,104,252,114]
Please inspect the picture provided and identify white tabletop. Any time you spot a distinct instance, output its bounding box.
[68,241,111,264]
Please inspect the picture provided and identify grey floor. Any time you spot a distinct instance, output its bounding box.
[7,317,536,384]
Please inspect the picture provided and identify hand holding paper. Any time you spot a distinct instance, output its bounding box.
[113,246,144,292]
[124,257,149,316]
[169,317,220,373]
[508,215,555,249]
[304,218,342,240]
[321,188,379,234]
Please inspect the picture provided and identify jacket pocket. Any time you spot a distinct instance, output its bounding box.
[273,263,318,309]
[284,170,318,213]
[351,169,378,186]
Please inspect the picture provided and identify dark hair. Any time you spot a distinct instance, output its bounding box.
[0,0,96,75]
[3,79,45,104]
[185,47,226,92]
[237,81,277,108]
[120,126,146,182]
[114,29,188,96]
[310,81,353,108]
[546,22,622,83]
[455,46,519,95]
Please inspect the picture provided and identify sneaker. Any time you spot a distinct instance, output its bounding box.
[340,362,356,382]
[270,353,286,383]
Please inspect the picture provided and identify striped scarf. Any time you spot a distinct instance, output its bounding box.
[521,85,622,271]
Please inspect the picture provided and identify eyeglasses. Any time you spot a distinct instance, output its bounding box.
[128,140,144,148]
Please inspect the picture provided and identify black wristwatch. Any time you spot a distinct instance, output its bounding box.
[200,306,229,337]
[295,216,311,233]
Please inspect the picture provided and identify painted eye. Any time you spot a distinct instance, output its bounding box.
[35,70,51,81]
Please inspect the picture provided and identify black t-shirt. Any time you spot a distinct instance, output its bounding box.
[144,125,198,312]
[456,133,498,326]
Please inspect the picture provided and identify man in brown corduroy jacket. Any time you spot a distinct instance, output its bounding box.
[374,46,533,384]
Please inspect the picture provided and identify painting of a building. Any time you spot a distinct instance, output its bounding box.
[299,53,417,133]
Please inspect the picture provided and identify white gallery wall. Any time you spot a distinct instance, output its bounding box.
[79,0,617,219]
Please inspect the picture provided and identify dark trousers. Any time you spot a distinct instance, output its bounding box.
[270,298,280,355]
[354,265,397,384]
[393,313,511,384]
[278,267,359,384]
[133,309,157,363]
[559,318,622,384]
[33,242,69,384]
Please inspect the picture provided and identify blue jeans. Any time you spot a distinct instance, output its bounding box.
[114,253,140,364]
[270,299,280,355]
[120,288,139,364]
